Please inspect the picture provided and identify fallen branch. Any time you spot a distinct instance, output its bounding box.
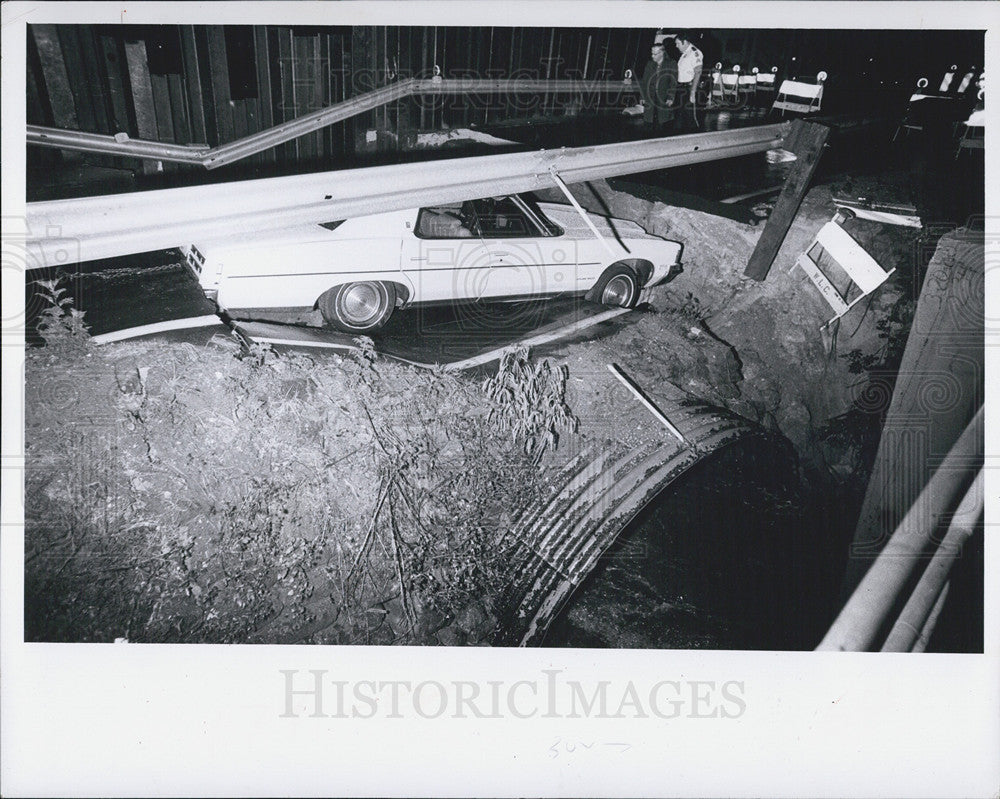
[388,492,417,633]
[347,476,390,581]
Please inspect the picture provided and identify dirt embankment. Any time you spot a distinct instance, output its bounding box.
[24,315,574,645]
[537,179,923,482]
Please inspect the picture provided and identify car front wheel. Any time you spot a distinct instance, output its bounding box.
[318,281,396,333]
[594,266,640,309]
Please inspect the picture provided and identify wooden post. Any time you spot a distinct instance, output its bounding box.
[99,34,130,134]
[243,97,260,166]
[179,26,208,145]
[167,73,191,144]
[277,27,298,162]
[292,33,318,160]
[96,32,130,170]
[253,27,274,130]
[150,73,175,142]
[419,28,428,130]
[335,29,350,160]
[56,26,97,133]
[253,27,275,164]
[151,72,176,173]
[743,119,830,281]
[204,26,234,146]
[232,98,248,142]
[311,34,324,156]
[319,31,332,160]
[78,30,117,151]
[350,27,373,154]
[32,25,79,130]
[124,39,159,174]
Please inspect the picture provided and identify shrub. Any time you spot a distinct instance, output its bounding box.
[33,278,92,355]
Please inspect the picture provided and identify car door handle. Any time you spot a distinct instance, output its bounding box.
[492,251,512,257]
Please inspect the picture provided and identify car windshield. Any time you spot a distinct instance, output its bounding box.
[513,194,562,236]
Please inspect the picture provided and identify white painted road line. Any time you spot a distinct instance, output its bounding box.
[90,314,225,345]
[443,306,632,371]
[246,336,425,363]
[607,362,689,446]
[91,306,632,372]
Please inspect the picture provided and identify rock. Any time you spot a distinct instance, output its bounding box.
[435,624,468,647]
[784,325,808,344]
[744,375,781,414]
[704,348,743,399]
[453,600,492,643]
[413,601,450,642]
[777,401,813,453]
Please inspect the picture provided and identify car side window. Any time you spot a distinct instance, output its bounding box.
[473,197,539,238]
[416,202,476,239]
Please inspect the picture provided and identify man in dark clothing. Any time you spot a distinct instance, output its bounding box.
[639,42,678,130]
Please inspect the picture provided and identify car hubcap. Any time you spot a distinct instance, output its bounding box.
[341,283,382,324]
[602,275,634,306]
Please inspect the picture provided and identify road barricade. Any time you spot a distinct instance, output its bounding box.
[772,72,826,116]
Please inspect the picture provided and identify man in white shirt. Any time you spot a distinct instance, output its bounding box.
[673,32,703,129]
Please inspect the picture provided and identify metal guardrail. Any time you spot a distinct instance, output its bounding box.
[26,126,210,164]
[816,405,984,652]
[880,468,984,652]
[27,77,640,170]
[26,122,790,266]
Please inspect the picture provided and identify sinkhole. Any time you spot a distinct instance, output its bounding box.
[543,438,815,650]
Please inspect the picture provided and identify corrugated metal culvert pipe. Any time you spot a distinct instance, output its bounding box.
[493,390,802,647]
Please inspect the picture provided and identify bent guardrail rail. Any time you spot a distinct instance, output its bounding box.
[27,77,641,170]
[26,122,790,266]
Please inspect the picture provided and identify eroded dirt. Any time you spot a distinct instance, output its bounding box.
[537,178,923,477]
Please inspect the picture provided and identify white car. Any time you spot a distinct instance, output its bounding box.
[183,194,683,333]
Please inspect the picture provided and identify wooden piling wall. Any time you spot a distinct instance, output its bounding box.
[27,24,652,174]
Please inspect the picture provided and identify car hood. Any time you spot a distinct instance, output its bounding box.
[538,203,663,241]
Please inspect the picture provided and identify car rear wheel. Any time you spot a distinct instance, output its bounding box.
[594,266,640,309]
[318,281,396,333]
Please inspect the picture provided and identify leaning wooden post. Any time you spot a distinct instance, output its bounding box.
[743,119,830,281]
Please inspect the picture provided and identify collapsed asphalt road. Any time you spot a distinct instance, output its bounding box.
[25,251,644,368]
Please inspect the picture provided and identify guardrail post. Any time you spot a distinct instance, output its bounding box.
[743,119,830,281]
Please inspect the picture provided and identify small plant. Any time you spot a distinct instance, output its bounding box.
[843,348,882,375]
[350,335,380,385]
[237,340,279,368]
[34,277,91,353]
[483,346,577,459]
[665,291,705,323]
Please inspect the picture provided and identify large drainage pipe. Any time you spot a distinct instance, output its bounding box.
[492,391,798,647]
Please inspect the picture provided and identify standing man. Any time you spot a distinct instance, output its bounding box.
[639,41,678,131]
[673,31,704,130]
